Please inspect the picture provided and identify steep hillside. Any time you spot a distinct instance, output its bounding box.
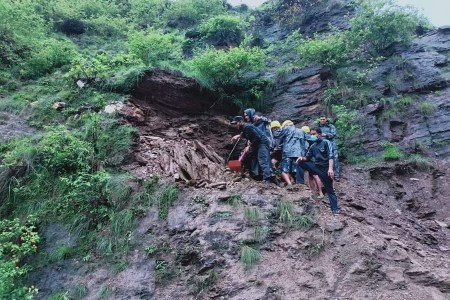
[1,0,450,299]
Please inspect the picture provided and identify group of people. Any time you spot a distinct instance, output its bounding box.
[230,108,340,215]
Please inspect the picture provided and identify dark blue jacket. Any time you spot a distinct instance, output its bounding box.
[241,123,270,146]
[306,138,334,167]
[254,116,273,147]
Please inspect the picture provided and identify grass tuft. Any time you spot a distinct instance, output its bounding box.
[240,245,261,268]
[382,142,404,161]
[244,207,260,226]
[277,201,295,225]
[158,184,179,220]
[228,194,242,208]
[295,214,314,228]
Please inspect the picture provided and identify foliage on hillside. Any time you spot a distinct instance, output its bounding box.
[0,0,434,296]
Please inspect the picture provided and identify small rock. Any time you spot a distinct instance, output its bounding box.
[76,80,85,88]
[380,234,399,241]
[325,219,345,232]
[409,178,420,181]
[439,246,450,252]
[436,220,449,228]
[52,102,65,111]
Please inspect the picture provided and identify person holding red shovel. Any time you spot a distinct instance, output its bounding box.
[231,116,273,185]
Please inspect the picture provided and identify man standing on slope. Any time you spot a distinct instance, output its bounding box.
[296,127,339,215]
[231,116,273,184]
[318,115,340,181]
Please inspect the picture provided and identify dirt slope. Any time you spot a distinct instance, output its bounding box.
[30,70,450,300]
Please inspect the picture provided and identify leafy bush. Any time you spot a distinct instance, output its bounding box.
[163,0,226,27]
[38,126,92,175]
[295,0,426,67]
[127,0,168,27]
[199,15,243,46]
[297,31,350,67]
[350,0,425,56]
[79,113,136,168]
[332,105,363,158]
[0,0,46,67]
[22,38,78,79]
[0,217,39,299]
[184,44,267,107]
[86,15,130,38]
[66,52,143,90]
[128,29,184,67]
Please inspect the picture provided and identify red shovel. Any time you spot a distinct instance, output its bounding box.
[227,144,250,172]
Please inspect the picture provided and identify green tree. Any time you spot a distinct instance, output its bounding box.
[199,15,243,45]
[128,29,184,66]
[350,0,425,55]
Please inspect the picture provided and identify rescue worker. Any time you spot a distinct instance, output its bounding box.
[273,120,308,186]
[296,127,339,215]
[231,116,273,184]
[270,121,282,171]
[318,116,340,181]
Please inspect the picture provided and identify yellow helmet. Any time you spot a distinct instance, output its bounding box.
[270,120,281,129]
[282,120,294,127]
[301,126,310,133]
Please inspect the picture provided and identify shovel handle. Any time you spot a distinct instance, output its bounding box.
[226,137,241,164]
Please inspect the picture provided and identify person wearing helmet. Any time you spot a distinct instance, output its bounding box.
[318,116,340,181]
[270,121,282,172]
[231,116,273,184]
[297,127,339,215]
[273,120,308,186]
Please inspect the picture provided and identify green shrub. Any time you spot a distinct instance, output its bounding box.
[128,29,184,67]
[332,105,363,158]
[382,142,404,161]
[408,154,433,170]
[0,0,46,67]
[0,217,39,299]
[22,38,78,79]
[295,214,314,228]
[350,0,425,56]
[297,31,350,67]
[184,45,266,107]
[38,126,92,175]
[163,0,226,27]
[86,15,129,37]
[67,52,142,90]
[419,101,435,117]
[199,15,243,45]
[127,0,168,27]
[79,113,136,168]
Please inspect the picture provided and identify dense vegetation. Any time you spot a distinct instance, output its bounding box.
[0,0,432,296]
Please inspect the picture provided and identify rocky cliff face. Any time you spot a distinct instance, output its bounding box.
[265,26,450,159]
